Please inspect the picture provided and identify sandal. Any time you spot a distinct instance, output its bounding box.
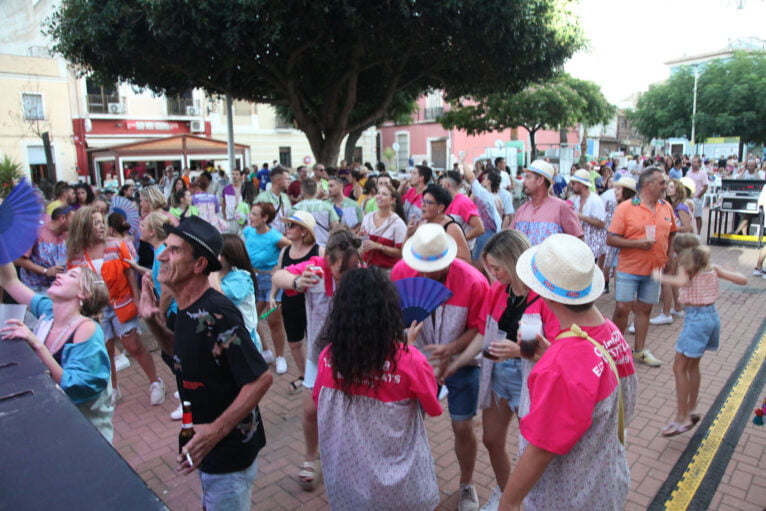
[661,421,695,437]
[298,459,322,491]
[288,377,304,395]
[690,413,701,425]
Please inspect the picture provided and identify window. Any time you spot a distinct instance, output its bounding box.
[85,78,119,114]
[279,147,292,168]
[423,90,444,121]
[22,93,44,120]
[396,132,410,171]
[353,146,363,164]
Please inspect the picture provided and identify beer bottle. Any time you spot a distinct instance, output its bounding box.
[178,401,195,453]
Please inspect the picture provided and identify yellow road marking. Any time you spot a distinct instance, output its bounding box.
[664,330,766,510]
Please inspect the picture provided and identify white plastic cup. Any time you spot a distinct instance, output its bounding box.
[519,317,542,341]
[645,225,656,241]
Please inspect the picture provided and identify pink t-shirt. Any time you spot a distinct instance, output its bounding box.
[402,187,423,224]
[511,196,583,246]
[445,193,479,231]
[520,333,619,455]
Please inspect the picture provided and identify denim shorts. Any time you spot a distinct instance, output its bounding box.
[615,271,661,304]
[491,358,523,413]
[255,272,283,303]
[199,456,258,511]
[100,305,142,339]
[675,305,720,358]
[444,365,480,421]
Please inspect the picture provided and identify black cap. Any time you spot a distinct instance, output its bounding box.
[162,216,223,272]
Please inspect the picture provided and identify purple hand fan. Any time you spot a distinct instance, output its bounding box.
[394,277,453,325]
[0,179,44,264]
[110,195,140,241]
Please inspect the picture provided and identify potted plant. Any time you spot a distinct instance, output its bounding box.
[0,156,25,199]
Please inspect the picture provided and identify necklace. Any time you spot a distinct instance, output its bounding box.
[46,314,83,354]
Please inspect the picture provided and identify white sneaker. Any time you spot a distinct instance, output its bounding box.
[114,352,131,372]
[262,349,275,365]
[173,390,180,400]
[649,313,673,325]
[627,323,635,334]
[110,385,122,407]
[275,356,288,374]
[670,308,685,318]
[480,486,502,511]
[150,378,166,406]
[170,403,183,421]
[458,484,479,511]
[438,386,449,401]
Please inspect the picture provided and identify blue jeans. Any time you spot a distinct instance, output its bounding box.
[199,457,259,511]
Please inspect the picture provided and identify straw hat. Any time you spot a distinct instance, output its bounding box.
[402,223,458,273]
[679,176,696,196]
[525,160,555,184]
[570,169,592,187]
[280,211,317,244]
[613,176,637,192]
[516,234,604,305]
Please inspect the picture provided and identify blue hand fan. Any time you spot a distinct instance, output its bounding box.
[394,277,453,325]
[110,195,140,240]
[0,179,44,264]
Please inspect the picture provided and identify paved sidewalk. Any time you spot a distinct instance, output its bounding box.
[111,240,766,510]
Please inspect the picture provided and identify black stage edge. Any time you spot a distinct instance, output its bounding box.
[648,317,766,511]
[0,339,167,510]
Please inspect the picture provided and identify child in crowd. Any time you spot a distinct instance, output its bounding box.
[653,234,746,437]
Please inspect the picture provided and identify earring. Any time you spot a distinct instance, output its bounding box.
[79,300,83,307]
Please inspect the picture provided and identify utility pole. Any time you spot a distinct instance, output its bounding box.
[691,66,699,155]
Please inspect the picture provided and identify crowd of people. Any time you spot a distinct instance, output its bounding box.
[2,151,760,510]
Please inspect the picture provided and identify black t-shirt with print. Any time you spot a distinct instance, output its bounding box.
[173,288,268,474]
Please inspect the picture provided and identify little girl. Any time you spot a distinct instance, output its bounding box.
[653,234,746,437]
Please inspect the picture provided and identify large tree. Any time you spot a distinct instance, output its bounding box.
[630,52,766,150]
[48,0,583,165]
[438,74,614,159]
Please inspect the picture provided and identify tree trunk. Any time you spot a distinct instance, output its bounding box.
[344,128,364,165]
[315,135,344,169]
[529,129,538,163]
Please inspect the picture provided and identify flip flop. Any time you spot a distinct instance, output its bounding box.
[298,459,322,491]
[661,421,694,437]
[288,377,304,395]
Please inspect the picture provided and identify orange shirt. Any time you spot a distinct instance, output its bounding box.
[609,197,677,275]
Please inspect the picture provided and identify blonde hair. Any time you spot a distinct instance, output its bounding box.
[668,178,687,206]
[78,267,110,320]
[67,206,103,261]
[481,230,531,289]
[140,185,167,210]
[144,211,169,241]
[672,233,701,255]
[678,245,710,280]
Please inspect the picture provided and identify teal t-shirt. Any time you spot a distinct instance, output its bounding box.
[243,226,283,270]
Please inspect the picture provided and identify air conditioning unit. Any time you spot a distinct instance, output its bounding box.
[190,120,205,133]
[186,106,200,116]
[108,103,124,114]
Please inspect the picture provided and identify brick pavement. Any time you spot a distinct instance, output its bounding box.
[111,233,766,510]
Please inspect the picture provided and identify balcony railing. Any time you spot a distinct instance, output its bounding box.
[167,96,196,115]
[87,93,119,114]
[422,106,444,121]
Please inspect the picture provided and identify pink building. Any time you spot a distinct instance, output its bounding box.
[378,93,580,173]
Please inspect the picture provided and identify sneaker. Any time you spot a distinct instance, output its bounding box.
[114,352,131,372]
[649,313,673,325]
[170,403,183,421]
[633,349,662,367]
[754,267,764,276]
[670,308,685,318]
[438,386,449,401]
[627,323,635,334]
[480,486,502,511]
[275,356,288,375]
[458,484,479,511]
[150,378,166,406]
[173,390,180,400]
[262,349,275,365]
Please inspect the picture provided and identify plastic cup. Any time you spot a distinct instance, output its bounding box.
[0,304,27,325]
[645,225,656,241]
[519,318,542,358]
[483,329,506,360]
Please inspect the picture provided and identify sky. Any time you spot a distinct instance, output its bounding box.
[565,0,766,104]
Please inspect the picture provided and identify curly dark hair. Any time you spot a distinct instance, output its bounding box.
[320,266,406,395]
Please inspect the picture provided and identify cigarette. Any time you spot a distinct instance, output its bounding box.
[185,452,193,467]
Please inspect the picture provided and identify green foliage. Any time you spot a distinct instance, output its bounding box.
[48,0,584,164]
[631,52,766,145]
[439,74,614,159]
[0,156,25,199]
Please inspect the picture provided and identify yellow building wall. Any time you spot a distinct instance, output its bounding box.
[0,54,78,182]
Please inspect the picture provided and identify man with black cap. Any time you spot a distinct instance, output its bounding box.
[139,216,273,510]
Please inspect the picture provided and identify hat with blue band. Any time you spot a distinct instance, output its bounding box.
[525,160,555,184]
[402,223,458,273]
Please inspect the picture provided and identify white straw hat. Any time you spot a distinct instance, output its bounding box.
[570,169,592,187]
[280,211,317,243]
[516,234,604,305]
[525,160,555,184]
[402,223,458,273]
[679,176,696,196]
[614,176,637,192]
